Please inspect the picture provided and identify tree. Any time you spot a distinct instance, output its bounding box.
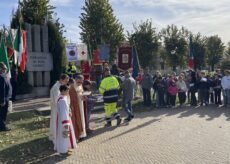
[221,60,230,71]
[161,24,188,71]
[206,35,224,71]
[48,19,67,84]
[79,0,124,61]
[224,42,230,59]
[22,0,54,25]
[128,20,160,67]
[191,33,207,70]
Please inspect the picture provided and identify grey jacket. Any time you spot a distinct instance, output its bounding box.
[121,76,136,102]
[141,73,153,89]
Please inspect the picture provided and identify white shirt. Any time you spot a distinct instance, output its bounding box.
[221,75,230,89]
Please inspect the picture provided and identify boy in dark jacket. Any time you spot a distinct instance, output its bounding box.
[213,74,222,105]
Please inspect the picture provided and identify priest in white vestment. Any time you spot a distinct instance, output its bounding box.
[74,75,87,138]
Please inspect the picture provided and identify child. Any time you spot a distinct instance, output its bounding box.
[176,75,188,107]
[55,85,77,154]
[168,80,178,107]
[83,80,97,133]
[156,76,166,108]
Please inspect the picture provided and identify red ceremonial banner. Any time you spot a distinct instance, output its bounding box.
[81,60,91,80]
[93,49,101,65]
[118,47,132,71]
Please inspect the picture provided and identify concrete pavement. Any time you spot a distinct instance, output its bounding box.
[40,105,230,164]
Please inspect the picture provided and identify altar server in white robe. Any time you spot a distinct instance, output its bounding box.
[55,85,77,154]
[49,74,69,145]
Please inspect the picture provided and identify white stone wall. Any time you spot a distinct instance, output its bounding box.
[25,23,53,95]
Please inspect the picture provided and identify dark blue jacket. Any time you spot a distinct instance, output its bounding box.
[0,75,10,104]
[197,77,209,90]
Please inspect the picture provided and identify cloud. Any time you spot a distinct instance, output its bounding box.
[110,0,230,43]
[50,0,74,6]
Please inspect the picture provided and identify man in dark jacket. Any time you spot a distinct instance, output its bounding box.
[141,67,153,107]
[197,71,209,106]
[0,62,11,131]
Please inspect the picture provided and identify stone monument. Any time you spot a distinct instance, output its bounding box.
[25,23,53,97]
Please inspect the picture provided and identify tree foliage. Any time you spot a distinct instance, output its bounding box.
[161,24,189,71]
[206,35,224,71]
[11,0,54,27]
[224,42,230,59]
[191,33,206,70]
[221,60,230,71]
[48,20,67,85]
[128,20,160,67]
[79,0,124,61]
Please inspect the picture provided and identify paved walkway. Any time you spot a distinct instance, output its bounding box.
[40,105,230,164]
[12,97,50,113]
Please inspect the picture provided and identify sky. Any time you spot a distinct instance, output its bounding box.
[1,0,230,44]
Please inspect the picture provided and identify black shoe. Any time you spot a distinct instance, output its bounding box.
[105,122,112,128]
[116,118,122,126]
[86,129,93,134]
[79,137,86,142]
[0,127,11,132]
[124,117,131,122]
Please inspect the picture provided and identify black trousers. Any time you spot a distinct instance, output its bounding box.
[10,80,17,101]
[214,89,222,105]
[0,101,9,130]
[178,92,186,105]
[142,88,151,106]
[207,92,214,103]
[187,90,191,103]
[190,90,197,106]
[199,89,208,105]
[158,90,165,106]
[169,95,176,106]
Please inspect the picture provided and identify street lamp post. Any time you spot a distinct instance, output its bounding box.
[170,47,177,72]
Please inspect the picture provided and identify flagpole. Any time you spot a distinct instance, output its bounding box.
[132,39,140,68]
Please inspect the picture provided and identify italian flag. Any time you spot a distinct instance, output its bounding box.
[13,26,27,72]
[13,26,23,66]
[0,35,11,78]
[20,31,27,73]
[5,28,14,58]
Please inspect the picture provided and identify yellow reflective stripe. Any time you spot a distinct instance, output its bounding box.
[99,86,106,91]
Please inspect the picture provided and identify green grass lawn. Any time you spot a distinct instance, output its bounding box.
[0,96,177,163]
[0,111,54,163]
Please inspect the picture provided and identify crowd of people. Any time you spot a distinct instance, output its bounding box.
[49,62,230,154]
[138,68,230,109]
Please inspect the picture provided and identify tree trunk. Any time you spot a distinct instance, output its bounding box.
[211,64,214,71]
[172,65,176,72]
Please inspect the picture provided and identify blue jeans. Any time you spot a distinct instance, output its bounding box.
[95,75,102,89]
[223,89,230,106]
[122,101,133,118]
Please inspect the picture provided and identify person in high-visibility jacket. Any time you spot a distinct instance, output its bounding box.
[99,68,122,127]
[66,62,78,78]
